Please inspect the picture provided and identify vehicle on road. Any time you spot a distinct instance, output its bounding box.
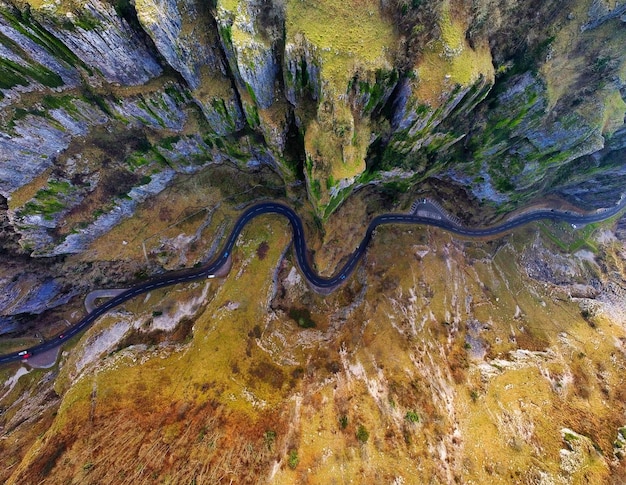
[0,197,624,366]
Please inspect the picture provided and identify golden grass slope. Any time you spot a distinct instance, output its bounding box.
[285,0,396,95]
[4,202,626,483]
[415,1,494,107]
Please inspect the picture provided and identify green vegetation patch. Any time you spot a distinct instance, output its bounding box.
[164,84,191,105]
[288,449,299,469]
[159,135,181,150]
[210,98,236,132]
[71,12,100,31]
[0,337,41,355]
[20,179,72,220]
[405,410,420,423]
[0,57,63,90]
[356,424,370,443]
[288,307,316,328]
[538,221,600,254]
[285,0,396,93]
[355,69,399,113]
[414,5,493,106]
[0,6,87,72]
[323,184,353,220]
[41,94,79,112]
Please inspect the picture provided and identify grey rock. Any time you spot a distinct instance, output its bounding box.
[284,34,321,105]
[134,0,245,134]
[0,97,110,198]
[555,159,626,209]
[197,95,246,135]
[135,0,225,90]
[616,214,626,241]
[387,76,492,162]
[582,1,626,31]
[216,0,279,108]
[0,316,20,335]
[51,169,177,255]
[110,89,188,130]
[0,5,81,101]
[0,116,78,197]
[42,0,163,85]
[236,40,278,110]
[0,276,77,317]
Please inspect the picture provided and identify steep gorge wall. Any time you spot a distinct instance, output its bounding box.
[0,0,625,258]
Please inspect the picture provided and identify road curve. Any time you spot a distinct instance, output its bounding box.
[2,198,625,365]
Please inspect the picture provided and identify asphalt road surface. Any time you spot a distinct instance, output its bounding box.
[2,197,625,365]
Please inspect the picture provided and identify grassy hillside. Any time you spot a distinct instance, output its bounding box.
[2,185,625,483]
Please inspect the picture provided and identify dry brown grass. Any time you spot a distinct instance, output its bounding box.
[5,199,626,484]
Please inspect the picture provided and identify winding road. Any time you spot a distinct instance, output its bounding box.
[1,197,625,365]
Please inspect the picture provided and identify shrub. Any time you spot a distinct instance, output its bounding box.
[405,411,420,423]
[356,425,369,443]
[339,415,348,429]
[264,430,276,449]
[288,449,299,469]
[288,308,316,328]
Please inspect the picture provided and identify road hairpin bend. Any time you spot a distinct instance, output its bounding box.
[2,198,625,365]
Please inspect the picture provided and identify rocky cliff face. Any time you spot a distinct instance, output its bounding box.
[0,0,624,271]
[1,0,624,259]
[0,0,626,244]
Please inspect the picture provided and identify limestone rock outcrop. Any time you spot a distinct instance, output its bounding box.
[0,0,624,255]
